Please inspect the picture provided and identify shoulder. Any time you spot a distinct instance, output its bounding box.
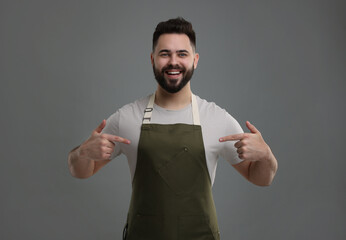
[113,95,151,124]
[117,95,151,131]
[196,95,243,133]
[196,95,232,121]
[196,95,226,115]
[118,95,150,115]
[104,95,150,128]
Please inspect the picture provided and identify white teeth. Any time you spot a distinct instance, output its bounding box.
[167,71,180,75]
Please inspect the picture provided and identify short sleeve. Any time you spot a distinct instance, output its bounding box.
[101,111,122,160]
[219,111,244,165]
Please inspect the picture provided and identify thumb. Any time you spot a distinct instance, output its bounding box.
[246,121,259,134]
[94,119,106,133]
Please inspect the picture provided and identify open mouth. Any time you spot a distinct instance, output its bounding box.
[166,71,181,75]
[164,69,183,78]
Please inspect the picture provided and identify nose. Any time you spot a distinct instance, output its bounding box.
[168,54,178,65]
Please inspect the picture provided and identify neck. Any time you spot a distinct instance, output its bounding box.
[155,83,192,110]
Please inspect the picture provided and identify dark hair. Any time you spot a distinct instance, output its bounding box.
[152,17,196,52]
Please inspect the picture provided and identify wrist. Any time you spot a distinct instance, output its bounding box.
[263,146,278,172]
[261,144,273,163]
[74,143,92,164]
[78,142,89,160]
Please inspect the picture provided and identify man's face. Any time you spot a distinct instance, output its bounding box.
[151,34,199,93]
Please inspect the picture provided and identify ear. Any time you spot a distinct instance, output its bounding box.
[150,53,154,66]
[193,53,199,69]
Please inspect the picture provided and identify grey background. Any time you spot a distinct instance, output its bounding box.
[1,0,345,239]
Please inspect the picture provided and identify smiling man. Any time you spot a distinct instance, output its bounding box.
[152,33,197,94]
[68,17,278,240]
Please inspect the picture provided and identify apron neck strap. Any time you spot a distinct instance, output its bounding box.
[142,92,201,126]
[191,93,201,126]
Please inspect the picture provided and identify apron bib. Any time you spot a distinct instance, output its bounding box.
[123,93,220,240]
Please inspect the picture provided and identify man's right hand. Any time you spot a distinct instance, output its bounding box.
[68,120,130,178]
[79,119,131,161]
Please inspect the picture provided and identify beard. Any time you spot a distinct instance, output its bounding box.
[153,63,194,93]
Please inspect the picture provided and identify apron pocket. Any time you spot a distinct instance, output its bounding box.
[158,149,203,195]
[178,215,217,240]
[127,214,163,240]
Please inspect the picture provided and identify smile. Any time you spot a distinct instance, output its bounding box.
[164,69,183,76]
[166,71,181,75]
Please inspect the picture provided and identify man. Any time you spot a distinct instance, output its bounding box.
[68,17,278,240]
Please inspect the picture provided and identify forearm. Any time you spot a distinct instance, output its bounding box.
[68,146,95,179]
[248,148,278,186]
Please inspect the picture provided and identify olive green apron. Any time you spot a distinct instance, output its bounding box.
[123,93,220,240]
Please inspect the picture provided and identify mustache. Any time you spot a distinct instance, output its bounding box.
[162,64,185,72]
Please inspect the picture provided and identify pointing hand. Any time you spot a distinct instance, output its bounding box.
[79,120,130,161]
[219,121,270,162]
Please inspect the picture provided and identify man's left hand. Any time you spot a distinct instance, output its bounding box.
[219,121,271,162]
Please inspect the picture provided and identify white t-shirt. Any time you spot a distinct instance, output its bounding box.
[102,94,243,185]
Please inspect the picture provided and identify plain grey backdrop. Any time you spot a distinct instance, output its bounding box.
[1,0,345,239]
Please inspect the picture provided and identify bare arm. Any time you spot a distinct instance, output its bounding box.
[67,120,130,179]
[68,145,94,179]
[220,121,278,186]
[232,147,277,186]
[68,146,111,179]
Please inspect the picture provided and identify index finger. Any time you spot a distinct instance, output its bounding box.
[102,133,131,144]
[219,133,245,142]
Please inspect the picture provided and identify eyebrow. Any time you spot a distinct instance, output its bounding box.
[158,49,190,54]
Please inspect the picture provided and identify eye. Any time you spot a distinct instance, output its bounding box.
[178,53,187,57]
[160,53,169,57]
